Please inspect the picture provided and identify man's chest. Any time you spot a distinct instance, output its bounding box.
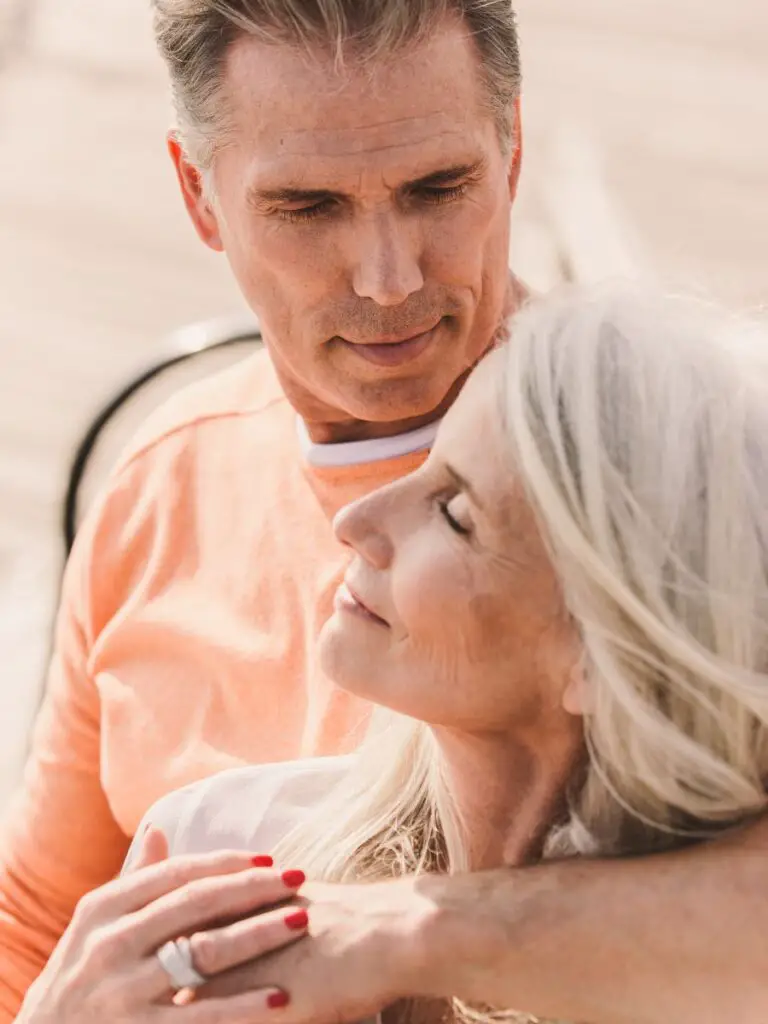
[91,542,369,835]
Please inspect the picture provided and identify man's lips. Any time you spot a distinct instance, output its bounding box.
[334,582,389,627]
[355,319,442,345]
[337,319,444,368]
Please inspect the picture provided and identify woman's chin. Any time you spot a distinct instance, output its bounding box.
[319,615,431,723]
[318,614,386,698]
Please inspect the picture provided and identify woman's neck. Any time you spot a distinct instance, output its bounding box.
[430,722,584,870]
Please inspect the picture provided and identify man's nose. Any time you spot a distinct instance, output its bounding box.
[351,211,424,308]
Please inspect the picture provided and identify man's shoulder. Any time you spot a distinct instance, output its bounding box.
[70,345,297,614]
[114,345,287,474]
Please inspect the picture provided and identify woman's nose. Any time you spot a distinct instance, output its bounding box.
[333,495,393,570]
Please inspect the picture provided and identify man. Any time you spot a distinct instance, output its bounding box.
[0,2,765,1022]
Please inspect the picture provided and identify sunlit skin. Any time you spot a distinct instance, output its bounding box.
[169,18,523,442]
[321,352,586,867]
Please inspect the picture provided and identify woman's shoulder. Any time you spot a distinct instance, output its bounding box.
[124,756,352,869]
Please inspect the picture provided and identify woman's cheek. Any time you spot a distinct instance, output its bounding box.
[394,544,473,643]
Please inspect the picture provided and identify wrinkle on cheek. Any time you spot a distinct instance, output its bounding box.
[404,623,475,691]
[467,559,570,680]
[395,547,476,671]
[467,588,512,650]
[410,583,504,690]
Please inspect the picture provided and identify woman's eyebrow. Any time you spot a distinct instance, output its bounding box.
[445,464,483,509]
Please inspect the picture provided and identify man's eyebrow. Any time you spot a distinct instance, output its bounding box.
[246,160,486,207]
[445,463,483,508]
[407,160,485,189]
[247,186,343,206]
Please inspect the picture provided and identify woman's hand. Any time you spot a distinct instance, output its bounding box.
[16,829,310,1024]
[192,875,446,1024]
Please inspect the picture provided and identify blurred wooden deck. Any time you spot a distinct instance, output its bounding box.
[0,0,766,806]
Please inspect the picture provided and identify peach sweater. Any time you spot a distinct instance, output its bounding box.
[0,350,427,1019]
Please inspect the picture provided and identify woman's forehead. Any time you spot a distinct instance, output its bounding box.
[434,350,551,549]
[434,351,506,475]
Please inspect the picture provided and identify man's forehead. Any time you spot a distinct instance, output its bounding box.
[252,116,474,159]
[234,111,492,197]
[223,24,490,144]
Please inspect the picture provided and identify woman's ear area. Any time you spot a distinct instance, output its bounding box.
[562,659,591,717]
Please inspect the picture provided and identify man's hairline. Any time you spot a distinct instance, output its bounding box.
[183,21,519,192]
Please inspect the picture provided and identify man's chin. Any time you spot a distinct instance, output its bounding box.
[336,376,463,429]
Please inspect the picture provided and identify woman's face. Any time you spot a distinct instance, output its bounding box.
[320,350,584,735]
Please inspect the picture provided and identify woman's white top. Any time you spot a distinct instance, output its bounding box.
[125,757,383,1024]
[125,756,353,868]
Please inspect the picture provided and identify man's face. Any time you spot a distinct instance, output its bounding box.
[172,20,521,436]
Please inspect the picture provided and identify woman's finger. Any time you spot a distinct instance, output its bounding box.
[136,903,308,1002]
[113,867,307,959]
[188,904,309,978]
[74,850,275,926]
[157,987,291,1024]
[129,826,170,872]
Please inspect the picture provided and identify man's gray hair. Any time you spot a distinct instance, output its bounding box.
[151,0,522,167]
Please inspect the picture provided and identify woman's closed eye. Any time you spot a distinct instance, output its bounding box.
[438,496,472,536]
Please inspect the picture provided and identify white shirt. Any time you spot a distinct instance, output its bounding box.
[297,418,439,468]
[125,756,353,867]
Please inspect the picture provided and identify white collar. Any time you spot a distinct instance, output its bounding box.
[297,417,439,468]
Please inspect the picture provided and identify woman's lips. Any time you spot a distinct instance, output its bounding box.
[334,582,389,627]
[340,321,442,367]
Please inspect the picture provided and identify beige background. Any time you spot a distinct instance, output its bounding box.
[0,0,766,806]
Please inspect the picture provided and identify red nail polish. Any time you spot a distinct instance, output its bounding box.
[251,855,274,868]
[267,991,290,1010]
[281,869,306,889]
[284,908,309,931]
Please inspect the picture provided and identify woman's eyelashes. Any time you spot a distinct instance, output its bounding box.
[438,496,472,536]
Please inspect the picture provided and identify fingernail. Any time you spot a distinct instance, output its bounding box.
[251,855,274,867]
[284,908,309,931]
[267,990,290,1010]
[281,869,306,889]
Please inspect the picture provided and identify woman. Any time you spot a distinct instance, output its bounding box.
[18,283,768,1023]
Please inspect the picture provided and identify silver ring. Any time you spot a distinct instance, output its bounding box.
[156,936,206,991]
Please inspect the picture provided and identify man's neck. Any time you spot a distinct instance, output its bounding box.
[431,720,583,870]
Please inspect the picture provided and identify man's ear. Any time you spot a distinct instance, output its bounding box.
[167,133,224,251]
[507,98,523,203]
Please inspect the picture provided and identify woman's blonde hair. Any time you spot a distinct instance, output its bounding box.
[275,283,768,1021]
